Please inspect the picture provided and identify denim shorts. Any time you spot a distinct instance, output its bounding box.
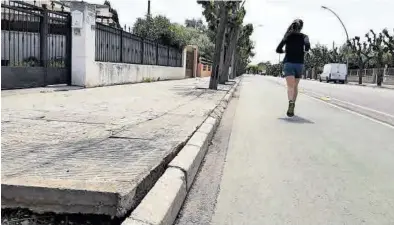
[283,63,304,78]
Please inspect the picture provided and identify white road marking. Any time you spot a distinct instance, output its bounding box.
[330,97,394,118]
[305,90,394,119]
[307,94,394,129]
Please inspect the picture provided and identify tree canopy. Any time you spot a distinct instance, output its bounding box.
[103,0,121,28]
[133,15,174,44]
[197,1,255,77]
[132,15,214,59]
[300,28,393,73]
[235,24,255,75]
[185,18,206,31]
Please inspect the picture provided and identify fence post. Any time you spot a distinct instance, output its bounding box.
[175,50,178,67]
[156,42,159,65]
[66,13,72,85]
[120,29,123,63]
[167,47,170,66]
[141,38,144,64]
[40,4,49,85]
[70,2,96,87]
[383,65,387,83]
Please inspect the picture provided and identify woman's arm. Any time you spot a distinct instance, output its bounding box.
[276,38,286,54]
[304,35,311,52]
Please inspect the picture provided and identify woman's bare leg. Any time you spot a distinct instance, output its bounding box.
[285,76,296,117]
[285,76,296,101]
[294,78,301,102]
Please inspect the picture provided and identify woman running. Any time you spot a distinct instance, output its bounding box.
[276,19,310,117]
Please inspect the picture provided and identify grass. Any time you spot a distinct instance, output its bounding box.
[142,77,154,83]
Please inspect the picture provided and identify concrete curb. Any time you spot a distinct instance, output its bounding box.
[122,78,241,225]
[122,168,186,225]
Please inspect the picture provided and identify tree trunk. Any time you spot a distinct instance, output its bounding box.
[220,24,241,84]
[209,2,228,90]
[358,60,363,85]
[234,54,240,77]
[358,68,362,84]
[376,55,384,86]
[231,49,239,78]
[377,68,384,86]
[389,50,394,67]
[218,31,227,84]
[229,49,236,79]
[311,67,316,80]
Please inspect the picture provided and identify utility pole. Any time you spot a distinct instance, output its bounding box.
[147,0,151,16]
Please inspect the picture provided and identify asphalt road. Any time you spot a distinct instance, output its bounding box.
[176,75,394,225]
[265,76,394,126]
[300,78,394,116]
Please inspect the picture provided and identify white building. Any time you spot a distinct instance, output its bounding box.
[2,0,114,25]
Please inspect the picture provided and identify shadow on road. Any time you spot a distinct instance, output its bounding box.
[278,116,314,124]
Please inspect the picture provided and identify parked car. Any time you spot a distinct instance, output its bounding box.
[319,63,347,83]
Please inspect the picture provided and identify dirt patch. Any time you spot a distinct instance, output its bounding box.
[1,208,121,225]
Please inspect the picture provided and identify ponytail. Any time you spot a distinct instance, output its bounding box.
[284,19,304,39]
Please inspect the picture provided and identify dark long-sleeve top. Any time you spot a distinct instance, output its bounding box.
[276,32,310,64]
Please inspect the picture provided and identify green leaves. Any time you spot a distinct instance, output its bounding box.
[185,18,206,31]
[304,44,331,70]
[197,0,253,76]
[363,29,393,67]
[103,0,121,28]
[233,24,255,75]
[132,15,214,59]
[197,0,219,33]
[307,28,394,70]
[256,62,281,76]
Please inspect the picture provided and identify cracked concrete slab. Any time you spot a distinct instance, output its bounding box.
[1,78,231,217]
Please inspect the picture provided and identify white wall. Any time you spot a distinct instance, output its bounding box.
[84,62,185,87]
[71,2,186,88]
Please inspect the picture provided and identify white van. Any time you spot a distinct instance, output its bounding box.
[319,63,347,83]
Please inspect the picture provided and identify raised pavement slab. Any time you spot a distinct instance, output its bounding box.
[1,78,234,217]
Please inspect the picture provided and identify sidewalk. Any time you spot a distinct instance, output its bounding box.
[299,78,394,90]
[1,78,233,217]
[347,82,394,90]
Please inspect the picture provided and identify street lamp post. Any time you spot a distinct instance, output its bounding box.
[321,6,350,82]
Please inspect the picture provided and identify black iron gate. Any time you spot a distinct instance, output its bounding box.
[1,1,71,90]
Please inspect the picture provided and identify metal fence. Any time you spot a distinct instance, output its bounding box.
[348,67,394,85]
[386,67,394,76]
[1,1,71,89]
[95,22,183,67]
[1,1,70,68]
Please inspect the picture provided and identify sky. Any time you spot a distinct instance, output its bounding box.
[90,0,394,64]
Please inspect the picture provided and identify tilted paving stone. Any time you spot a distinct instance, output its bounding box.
[1,78,231,217]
